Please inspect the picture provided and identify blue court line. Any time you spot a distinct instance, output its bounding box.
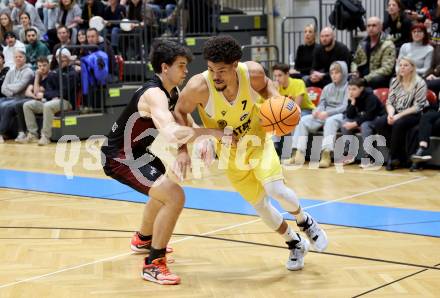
[0,169,439,238]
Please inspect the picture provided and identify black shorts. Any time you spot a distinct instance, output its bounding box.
[103,151,166,196]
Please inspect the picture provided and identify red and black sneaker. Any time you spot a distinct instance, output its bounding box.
[141,257,181,285]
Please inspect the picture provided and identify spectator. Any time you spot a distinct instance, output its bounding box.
[291,61,349,168]
[125,0,146,60]
[71,28,86,58]
[25,28,50,70]
[20,55,73,145]
[0,13,13,45]
[0,49,33,143]
[351,17,396,89]
[103,0,126,54]
[290,24,316,80]
[78,0,105,30]
[372,57,428,170]
[86,27,116,77]
[383,0,412,51]
[147,0,176,21]
[341,78,385,166]
[56,0,82,45]
[35,0,59,30]
[11,0,46,35]
[306,27,351,88]
[2,31,25,68]
[397,23,433,76]
[17,12,41,43]
[272,63,315,116]
[0,52,10,97]
[410,108,440,165]
[49,25,72,69]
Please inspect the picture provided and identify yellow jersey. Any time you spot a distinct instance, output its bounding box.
[196,62,283,205]
[197,62,265,141]
[279,77,315,111]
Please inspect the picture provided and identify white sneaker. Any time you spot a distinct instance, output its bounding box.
[286,234,310,271]
[297,212,328,252]
[16,133,38,144]
[38,135,51,146]
[14,132,26,143]
[0,135,4,143]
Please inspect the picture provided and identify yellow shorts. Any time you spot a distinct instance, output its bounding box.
[222,138,283,205]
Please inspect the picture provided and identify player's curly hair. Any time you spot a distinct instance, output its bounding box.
[149,40,193,74]
[203,35,242,64]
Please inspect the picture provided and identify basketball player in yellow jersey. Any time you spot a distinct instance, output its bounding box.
[174,35,328,270]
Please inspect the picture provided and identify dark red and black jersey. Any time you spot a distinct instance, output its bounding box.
[101,75,179,160]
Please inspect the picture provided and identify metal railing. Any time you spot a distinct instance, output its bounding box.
[318,0,387,50]
[281,16,318,66]
[241,44,279,76]
[219,0,264,14]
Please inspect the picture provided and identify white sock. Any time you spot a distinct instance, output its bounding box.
[282,225,300,242]
[293,207,307,224]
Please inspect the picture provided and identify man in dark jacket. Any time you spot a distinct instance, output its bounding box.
[306,27,352,88]
[340,78,385,166]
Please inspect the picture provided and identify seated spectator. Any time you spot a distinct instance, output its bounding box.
[0,52,10,97]
[125,0,146,60]
[306,27,351,88]
[372,57,428,170]
[397,23,433,76]
[291,61,349,168]
[0,48,33,143]
[17,12,41,43]
[383,0,412,52]
[341,78,385,166]
[103,0,126,54]
[272,63,315,116]
[78,0,105,30]
[402,0,436,22]
[71,28,86,58]
[410,107,440,166]
[35,0,59,30]
[56,0,82,46]
[11,0,46,35]
[85,27,116,77]
[25,28,50,70]
[290,24,316,80]
[351,17,396,89]
[49,25,72,69]
[147,0,176,21]
[0,13,14,46]
[2,31,25,68]
[20,55,74,145]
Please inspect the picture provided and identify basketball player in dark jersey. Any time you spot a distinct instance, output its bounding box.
[101,40,224,285]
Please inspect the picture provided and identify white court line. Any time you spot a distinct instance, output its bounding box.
[0,175,426,289]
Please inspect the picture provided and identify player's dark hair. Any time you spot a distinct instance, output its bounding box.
[272,63,290,73]
[149,40,193,74]
[203,35,242,64]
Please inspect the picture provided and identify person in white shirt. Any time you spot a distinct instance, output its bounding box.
[2,31,25,68]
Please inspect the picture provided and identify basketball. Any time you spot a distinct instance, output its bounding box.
[258,95,301,136]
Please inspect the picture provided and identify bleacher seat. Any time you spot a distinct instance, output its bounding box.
[426,89,438,106]
[373,88,389,104]
[307,87,322,106]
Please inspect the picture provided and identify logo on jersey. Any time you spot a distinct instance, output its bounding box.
[217,119,227,129]
[111,122,118,132]
[286,100,295,111]
[239,112,249,122]
[221,110,227,116]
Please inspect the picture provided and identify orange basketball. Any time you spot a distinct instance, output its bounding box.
[258,95,301,136]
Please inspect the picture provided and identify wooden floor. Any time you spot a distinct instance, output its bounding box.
[0,140,439,297]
